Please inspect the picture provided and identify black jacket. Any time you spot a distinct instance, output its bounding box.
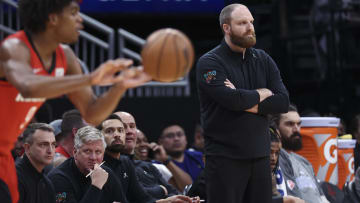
[196,40,289,159]
[103,153,155,203]
[16,154,56,203]
[132,159,179,199]
[48,157,128,203]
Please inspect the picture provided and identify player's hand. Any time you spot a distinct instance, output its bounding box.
[118,66,152,89]
[90,163,109,190]
[90,59,134,86]
[224,79,235,89]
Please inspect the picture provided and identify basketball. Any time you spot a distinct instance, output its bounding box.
[141,28,195,82]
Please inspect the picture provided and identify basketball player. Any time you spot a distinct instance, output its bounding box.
[0,0,151,202]
[196,4,289,203]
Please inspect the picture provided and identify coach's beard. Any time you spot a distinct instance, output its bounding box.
[230,32,256,49]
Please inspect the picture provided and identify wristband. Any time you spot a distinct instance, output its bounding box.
[163,157,172,166]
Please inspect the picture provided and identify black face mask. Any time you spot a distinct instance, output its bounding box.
[281,131,303,151]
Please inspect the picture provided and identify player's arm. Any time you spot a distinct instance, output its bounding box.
[0,38,93,98]
[64,46,150,125]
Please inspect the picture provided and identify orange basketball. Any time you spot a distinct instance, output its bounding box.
[141,28,195,82]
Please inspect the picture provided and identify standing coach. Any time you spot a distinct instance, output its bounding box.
[196,3,289,203]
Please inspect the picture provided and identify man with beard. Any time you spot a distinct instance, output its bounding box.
[272,104,329,203]
[99,114,199,203]
[115,111,193,192]
[196,3,289,203]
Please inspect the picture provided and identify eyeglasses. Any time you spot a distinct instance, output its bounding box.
[163,131,185,139]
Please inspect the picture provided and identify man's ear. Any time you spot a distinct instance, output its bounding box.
[23,143,30,153]
[73,148,78,159]
[48,13,59,26]
[72,128,78,137]
[223,24,231,35]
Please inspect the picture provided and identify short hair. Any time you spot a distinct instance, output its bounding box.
[97,114,123,131]
[18,0,76,34]
[74,126,106,150]
[271,103,298,127]
[60,109,85,138]
[23,123,54,145]
[219,4,241,33]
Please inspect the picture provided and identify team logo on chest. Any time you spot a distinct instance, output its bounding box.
[203,70,216,84]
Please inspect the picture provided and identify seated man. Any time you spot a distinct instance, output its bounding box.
[54,109,87,165]
[16,123,57,203]
[158,125,204,182]
[98,114,198,203]
[115,111,193,192]
[269,127,305,203]
[48,126,128,203]
[129,129,179,198]
[272,104,329,203]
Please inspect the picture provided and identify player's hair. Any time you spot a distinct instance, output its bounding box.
[97,114,123,131]
[23,123,54,145]
[18,0,75,33]
[219,4,242,34]
[74,126,106,150]
[269,127,281,174]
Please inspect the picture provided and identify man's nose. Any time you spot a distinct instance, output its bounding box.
[293,124,301,132]
[89,152,96,159]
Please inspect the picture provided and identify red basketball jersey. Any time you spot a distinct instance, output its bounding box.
[0,31,67,203]
[0,31,68,151]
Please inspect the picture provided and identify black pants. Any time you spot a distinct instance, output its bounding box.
[205,156,272,203]
[0,179,12,203]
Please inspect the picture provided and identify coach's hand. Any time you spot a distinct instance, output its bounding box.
[90,163,108,190]
[256,88,273,102]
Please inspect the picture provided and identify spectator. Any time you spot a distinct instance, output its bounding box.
[48,126,128,203]
[189,124,204,153]
[272,104,329,203]
[54,109,87,165]
[115,111,193,192]
[16,123,56,203]
[158,125,204,182]
[99,114,199,203]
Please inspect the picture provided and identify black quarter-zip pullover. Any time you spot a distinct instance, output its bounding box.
[16,154,56,203]
[196,39,289,159]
